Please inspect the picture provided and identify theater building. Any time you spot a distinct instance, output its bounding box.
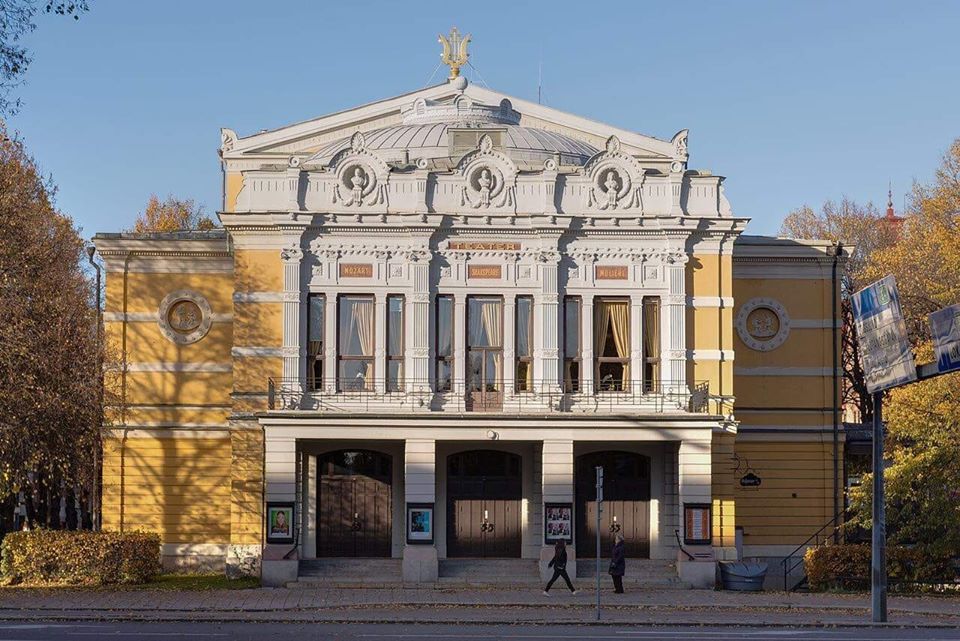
[94,35,848,587]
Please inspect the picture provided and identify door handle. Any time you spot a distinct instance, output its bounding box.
[351,512,362,532]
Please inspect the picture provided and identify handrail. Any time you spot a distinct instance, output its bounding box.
[779,508,850,591]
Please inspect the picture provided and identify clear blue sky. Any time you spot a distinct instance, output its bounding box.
[9,0,959,238]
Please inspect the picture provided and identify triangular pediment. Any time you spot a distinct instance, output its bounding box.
[220,80,679,163]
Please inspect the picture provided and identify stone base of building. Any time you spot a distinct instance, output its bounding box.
[226,544,262,578]
[160,544,227,573]
[402,545,439,582]
[261,545,298,587]
[677,560,717,589]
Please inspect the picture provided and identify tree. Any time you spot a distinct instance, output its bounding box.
[780,198,899,421]
[130,194,217,233]
[0,123,101,530]
[0,1,89,116]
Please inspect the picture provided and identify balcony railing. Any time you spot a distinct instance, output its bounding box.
[267,377,714,414]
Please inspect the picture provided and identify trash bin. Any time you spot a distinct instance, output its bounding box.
[720,561,768,591]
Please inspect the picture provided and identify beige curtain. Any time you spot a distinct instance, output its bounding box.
[643,298,661,390]
[595,302,612,359]
[481,300,502,381]
[352,298,375,357]
[609,301,630,388]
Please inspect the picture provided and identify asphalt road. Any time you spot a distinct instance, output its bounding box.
[2,622,960,641]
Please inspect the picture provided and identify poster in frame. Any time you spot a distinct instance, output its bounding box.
[266,502,295,544]
[543,502,573,544]
[407,502,434,545]
[683,503,712,545]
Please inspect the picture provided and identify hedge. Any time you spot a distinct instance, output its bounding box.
[0,530,161,586]
[805,543,959,591]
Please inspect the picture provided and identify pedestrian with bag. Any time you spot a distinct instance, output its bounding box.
[543,539,577,595]
[609,533,626,593]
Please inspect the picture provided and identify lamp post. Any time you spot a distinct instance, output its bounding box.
[86,244,102,531]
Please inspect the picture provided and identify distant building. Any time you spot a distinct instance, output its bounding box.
[93,32,849,588]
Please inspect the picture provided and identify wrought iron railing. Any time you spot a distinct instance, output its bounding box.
[779,508,850,591]
[266,377,715,414]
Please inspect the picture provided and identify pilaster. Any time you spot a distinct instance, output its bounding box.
[536,250,561,389]
[407,249,431,391]
[504,294,516,393]
[403,439,438,582]
[663,253,688,394]
[581,295,595,392]
[280,240,306,394]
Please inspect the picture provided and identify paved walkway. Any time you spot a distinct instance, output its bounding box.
[1,587,959,627]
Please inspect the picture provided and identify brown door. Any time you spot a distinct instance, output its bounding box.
[447,450,522,557]
[576,451,650,559]
[317,450,393,557]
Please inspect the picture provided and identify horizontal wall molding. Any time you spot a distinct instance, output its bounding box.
[686,296,734,309]
[233,291,284,303]
[735,366,840,377]
[102,427,231,438]
[104,312,232,323]
[161,543,229,556]
[687,349,735,361]
[124,362,232,373]
[232,346,284,357]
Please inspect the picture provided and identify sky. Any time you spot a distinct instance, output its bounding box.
[8,0,959,239]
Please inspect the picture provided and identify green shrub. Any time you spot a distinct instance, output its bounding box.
[805,543,959,591]
[0,530,161,586]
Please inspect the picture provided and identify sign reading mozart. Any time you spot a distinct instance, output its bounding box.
[468,264,502,279]
[339,263,374,278]
[595,265,629,280]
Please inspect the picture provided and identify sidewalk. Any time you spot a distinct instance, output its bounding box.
[1,586,959,627]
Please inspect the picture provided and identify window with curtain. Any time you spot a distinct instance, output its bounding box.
[467,296,503,394]
[594,298,630,392]
[435,295,453,392]
[308,294,325,390]
[387,295,404,392]
[643,296,661,392]
[515,296,533,392]
[338,294,375,391]
[563,296,581,392]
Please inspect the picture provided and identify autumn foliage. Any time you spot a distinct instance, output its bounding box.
[131,194,216,233]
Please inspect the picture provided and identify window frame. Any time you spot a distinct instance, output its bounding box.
[563,296,581,393]
[435,294,454,392]
[466,294,505,396]
[307,293,325,391]
[336,293,376,392]
[386,294,405,392]
[642,296,661,393]
[593,296,631,393]
[514,295,534,393]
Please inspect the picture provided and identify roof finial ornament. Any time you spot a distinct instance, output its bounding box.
[439,26,471,81]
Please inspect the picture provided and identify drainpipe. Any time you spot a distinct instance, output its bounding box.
[831,242,843,542]
[86,244,102,531]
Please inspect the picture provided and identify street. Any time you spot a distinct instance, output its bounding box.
[2,622,960,641]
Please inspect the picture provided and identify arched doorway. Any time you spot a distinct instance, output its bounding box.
[317,449,393,557]
[447,450,522,558]
[575,451,651,559]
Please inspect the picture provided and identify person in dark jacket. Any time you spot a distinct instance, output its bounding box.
[609,533,626,593]
[543,539,577,595]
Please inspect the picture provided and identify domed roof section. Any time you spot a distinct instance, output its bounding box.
[307,93,598,169]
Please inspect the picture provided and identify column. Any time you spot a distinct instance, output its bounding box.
[663,254,688,395]
[374,293,387,394]
[261,432,298,586]
[301,454,317,559]
[403,439,438,582]
[581,295,594,393]
[503,294,516,397]
[323,295,337,392]
[453,293,466,411]
[407,249,431,396]
[537,251,561,390]
[541,440,574,580]
[677,435,715,588]
[280,240,306,401]
[630,294,643,394]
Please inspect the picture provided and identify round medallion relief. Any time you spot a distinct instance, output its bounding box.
[158,290,213,345]
[736,297,790,352]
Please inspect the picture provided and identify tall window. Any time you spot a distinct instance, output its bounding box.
[467,296,503,409]
[338,295,374,391]
[563,296,581,392]
[435,295,453,392]
[515,296,533,392]
[387,295,404,392]
[643,296,661,392]
[594,298,630,391]
[308,294,325,390]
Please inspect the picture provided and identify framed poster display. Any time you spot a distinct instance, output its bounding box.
[407,503,434,544]
[544,502,573,544]
[266,502,295,544]
[683,503,712,545]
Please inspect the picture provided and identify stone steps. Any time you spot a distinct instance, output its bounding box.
[437,558,541,586]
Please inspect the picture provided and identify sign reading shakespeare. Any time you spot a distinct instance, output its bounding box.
[595,265,628,280]
[339,263,373,278]
[468,264,502,279]
[852,275,917,392]
[930,304,960,375]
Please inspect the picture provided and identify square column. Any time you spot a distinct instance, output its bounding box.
[536,251,561,389]
[663,253,689,395]
[503,294,516,394]
[677,435,715,588]
[262,435,298,586]
[403,439,438,582]
[581,295,594,393]
[452,294,466,411]
[374,293,387,394]
[540,439,574,580]
[406,249,431,398]
[280,242,306,395]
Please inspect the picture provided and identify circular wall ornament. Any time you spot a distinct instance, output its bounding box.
[736,297,790,352]
[158,290,213,345]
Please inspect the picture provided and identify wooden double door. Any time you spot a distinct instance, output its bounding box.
[575,451,651,559]
[447,450,522,558]
[317,450,393,558]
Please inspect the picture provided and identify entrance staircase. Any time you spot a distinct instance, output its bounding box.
[576,559,690,589]
[290,558,403,588]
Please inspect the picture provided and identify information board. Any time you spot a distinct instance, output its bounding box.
[852,276,917,393]
[930,304,960,375]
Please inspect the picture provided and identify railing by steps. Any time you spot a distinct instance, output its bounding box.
[779,508,850,591]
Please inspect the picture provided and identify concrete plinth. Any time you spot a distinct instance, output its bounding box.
[402,545,438,583]
[261,544,298,587]
[678,560,717,589]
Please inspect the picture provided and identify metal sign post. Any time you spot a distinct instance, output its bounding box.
[595,465,603,622]
[871,391,886,622]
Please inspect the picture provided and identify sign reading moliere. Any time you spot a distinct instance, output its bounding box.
[595,265,628,280]
[468,265,502,279]
[339,263,374,278]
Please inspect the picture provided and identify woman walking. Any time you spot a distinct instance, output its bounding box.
[543,539,577,595]
[609,533,626,593]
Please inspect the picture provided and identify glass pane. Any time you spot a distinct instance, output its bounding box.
[595,299,629,359]
[437,361,452,392]
[339,359,372,390]
[436,296,452,357]
[564,298,580,356]
[468,297,502,348]
[485,352,502,392]
[308,294,325,342]
[597,362,628,391]
[467,351,483,392]
[516,297,532,357]
[564,360,580,392]
[516,361,532,392]
[387,360,403,392]
[388,296,403,357]
[339,296,374,356]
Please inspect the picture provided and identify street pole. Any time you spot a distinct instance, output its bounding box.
[871,391,886,623]
[86,244,102,532]
[595,465,603,622]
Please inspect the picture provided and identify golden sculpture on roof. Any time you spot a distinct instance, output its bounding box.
[439,27,471,79]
